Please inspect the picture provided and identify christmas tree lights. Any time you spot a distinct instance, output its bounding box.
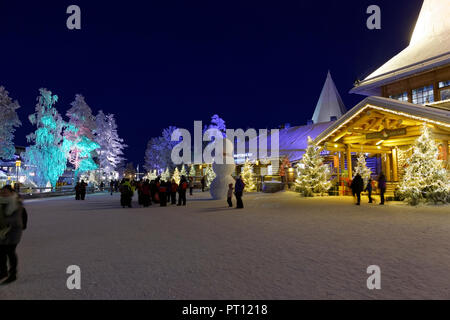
[399,125,450,205]
[295,137,332,197]
[353,153,372,185]
[241,159,256,192]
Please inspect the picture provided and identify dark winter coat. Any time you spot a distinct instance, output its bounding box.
[235,178,245,193]
[378,175,387,190]
[0,197,26,246]
[351,175,364,194]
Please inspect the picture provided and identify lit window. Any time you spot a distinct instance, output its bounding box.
[441,88,450,101]
[412,85,434,104]
[438,80,450,88]
[389,92,408,102]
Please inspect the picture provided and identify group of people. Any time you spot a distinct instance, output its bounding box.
[0,185,27,285]
[74,180,87,200]
[350,172,387,205]
[118,176,193,208]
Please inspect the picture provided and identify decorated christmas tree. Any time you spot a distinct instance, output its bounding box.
[146,170,157,181]
[399,125,450,205]
[241,159,256,192]
[161,167,170,182]
[353,153,372,185]
[205,165,216,187]
[173,167,181,184]
[188,165,196,177]
[180,165,187,177]
[295,137,332,196]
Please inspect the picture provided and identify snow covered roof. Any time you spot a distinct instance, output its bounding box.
[314,96,450,146]
[252,122,334,162]
[351,0,450,96]
[312,71,346,123]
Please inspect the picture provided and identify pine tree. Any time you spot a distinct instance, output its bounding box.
[180,165,187,177]
[295,137,332,196]
[0,86,21,160]
[241,159,256,191]
[188,165,196,177]
[161,168,170,182]
[353,153,372,185]
[24,89,70,187]
[145,170,157,181]
[205,165,216,187]
[399,125,450,205]
[66,94,99,180]
[173,167,181,184]
[94,110,127,179]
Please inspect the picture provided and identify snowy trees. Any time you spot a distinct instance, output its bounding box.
[399,126,450,205]
[94,110,127,179]
[24,89,71,188]
[204,165,216,187]
[180,165,187,177]
[161,168,171,182]
[204,114,226,138]
[353,153,372,185]
[66,95,99,179]
[295,137,332,197]
[144,126,178,173]
[172,167,181,184]
[0,86,21,160]
[241,159,256,192]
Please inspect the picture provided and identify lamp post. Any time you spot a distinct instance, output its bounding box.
[15,159,21,190]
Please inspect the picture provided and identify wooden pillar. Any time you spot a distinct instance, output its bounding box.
[336,153,340,179]
[392,148,398,182]
[346,146,352,178]
[385,153,391,181]
[442,140,449,168]
[340,151,345,177]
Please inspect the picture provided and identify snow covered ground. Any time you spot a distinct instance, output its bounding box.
[1,191,450,300]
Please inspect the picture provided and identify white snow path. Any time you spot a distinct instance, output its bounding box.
[1,191,449,299]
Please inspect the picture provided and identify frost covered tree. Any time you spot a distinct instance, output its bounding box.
[161,167,170,182]
[66,95,99,180]
[203,114,226,141]
[180,165,187,177]
[95,110,127,179]
[172,167,181,184]
[295,137,332,197]
[353,153,372,185]
[399,126,450,205]
[24,89,71,188]
[0,86,21,160]
[145,170,157,181]
[189,165,196,177]
[241,159,256,192]
[144,126,178,172]
[205,165,216,187]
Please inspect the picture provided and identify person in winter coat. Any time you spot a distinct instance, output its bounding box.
[110,180,115,196]
[227,183,234,207]
[159,182,167,207]
[378,173,387,205]
[365,178,373,204]
[74,182,81,200]
[351,173,364,205]
[79,180,87,200]
[151,179,159,203]
[234,176,245,209]
[170,180,178,205]
[177,176,188,206]
[141,180,152,207]
[0,186,27,285]
[120,179,133,208]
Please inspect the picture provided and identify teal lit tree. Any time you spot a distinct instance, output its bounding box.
[24,89,71,188]
[65,94,99,180]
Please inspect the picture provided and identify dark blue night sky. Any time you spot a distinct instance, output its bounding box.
[1,0,423,166]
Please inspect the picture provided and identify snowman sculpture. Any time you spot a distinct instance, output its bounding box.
[210,138,236,200]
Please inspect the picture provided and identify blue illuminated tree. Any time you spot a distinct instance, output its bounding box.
[0,86,21,160]
[24,89,71,188]
[66,94,99,180]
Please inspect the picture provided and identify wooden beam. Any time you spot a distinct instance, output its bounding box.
[392,148,398,181]
[346,146,352,178]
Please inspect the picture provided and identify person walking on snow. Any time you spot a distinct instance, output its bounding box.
[170,179,178,205]
[227,183,234,208]
[0,186,28,285]
[177,176,188,206]
[351,173,364,205]
[365,178,373,203]
[120,179,133,208]
[234,176,245,209]
[201,176,205,192]
[378,173,387,205]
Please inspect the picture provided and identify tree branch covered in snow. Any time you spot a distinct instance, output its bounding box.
[0,86,21,160]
